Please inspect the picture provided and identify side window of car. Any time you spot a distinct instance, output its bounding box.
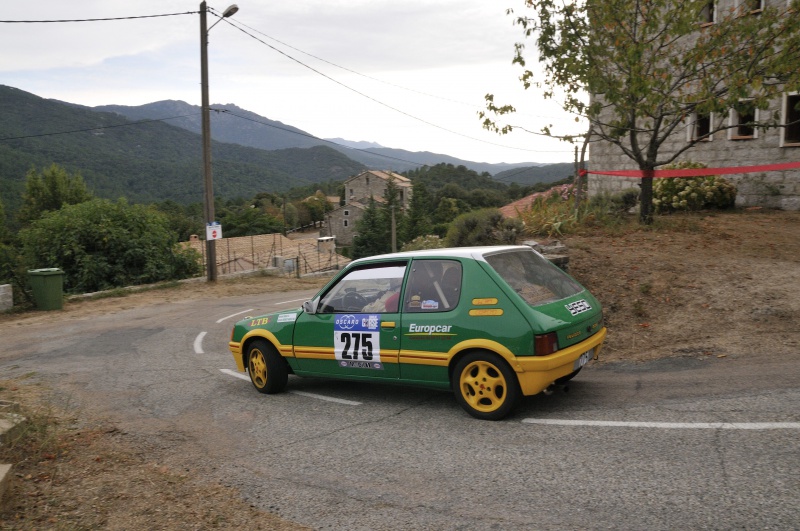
[404,260,462,313]
[318,262,407,313]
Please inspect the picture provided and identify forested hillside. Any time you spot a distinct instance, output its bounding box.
[0,86,364,211]
[95,100,558,176]
[493,163,576,185]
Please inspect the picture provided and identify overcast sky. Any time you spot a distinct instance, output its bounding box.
[0,0,585,165]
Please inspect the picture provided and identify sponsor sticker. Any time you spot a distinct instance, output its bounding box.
[420,300,439,310]
[565,299,592,316]
[277,313,298,323]
[405,323,456,341]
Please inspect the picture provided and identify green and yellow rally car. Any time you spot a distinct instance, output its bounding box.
[228,245,606,420]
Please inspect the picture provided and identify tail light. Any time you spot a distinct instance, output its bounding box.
[534,332,559,356]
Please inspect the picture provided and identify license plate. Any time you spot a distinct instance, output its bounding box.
[573,349,593,370]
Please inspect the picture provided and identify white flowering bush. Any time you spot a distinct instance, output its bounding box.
[653,162,737,213]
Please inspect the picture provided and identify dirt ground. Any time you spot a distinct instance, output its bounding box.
[1,209,798,529]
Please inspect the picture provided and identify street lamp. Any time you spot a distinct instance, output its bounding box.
[200,1,238,281]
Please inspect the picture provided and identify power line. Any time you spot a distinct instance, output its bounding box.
[0,12,197,23]
[218,16,572,155]
[215,9,570,125]
[0,114,200,141]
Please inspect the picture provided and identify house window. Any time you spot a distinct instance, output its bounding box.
[701,1,716,25]
[343,219,349,228]
[399,190,404,202]
[366,177,370,186]
[344,210,350,216]
[729,102,757,140]
[736,0,763,14]
[690,113,712,142]
[782,93,800,146]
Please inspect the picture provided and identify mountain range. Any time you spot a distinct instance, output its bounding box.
[0,85,573,211]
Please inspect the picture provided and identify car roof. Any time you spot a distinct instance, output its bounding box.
[350,245,532,265]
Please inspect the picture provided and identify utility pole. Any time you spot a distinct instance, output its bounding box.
[200,1,216,281]
[200,2,239,281]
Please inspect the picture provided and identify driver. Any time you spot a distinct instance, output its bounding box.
[362,278,402,313]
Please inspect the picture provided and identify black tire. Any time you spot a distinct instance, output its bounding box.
[555,367,581,385]
[246,339,288,394]
[452,351,520,421]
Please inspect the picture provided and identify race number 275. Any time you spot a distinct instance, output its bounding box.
[339,332,374,360]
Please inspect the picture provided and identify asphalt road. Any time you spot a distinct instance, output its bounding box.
[2,289,799,530]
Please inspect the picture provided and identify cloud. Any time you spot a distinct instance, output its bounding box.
[0,0,582,164]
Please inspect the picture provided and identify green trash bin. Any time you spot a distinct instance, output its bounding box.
[28,268,64,310]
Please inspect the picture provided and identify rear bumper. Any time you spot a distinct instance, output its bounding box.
[515,327,607,396]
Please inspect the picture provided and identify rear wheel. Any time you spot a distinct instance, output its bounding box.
[246,339,288,394]
[453,352,520,421]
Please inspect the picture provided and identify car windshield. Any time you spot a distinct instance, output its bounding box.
[484,249,582,306]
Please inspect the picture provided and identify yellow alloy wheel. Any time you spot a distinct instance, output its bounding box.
[248,347,268,389]
[454,352,520,420]
[246,339,288,394]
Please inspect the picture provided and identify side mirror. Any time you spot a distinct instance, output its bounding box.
[302,298,319,315]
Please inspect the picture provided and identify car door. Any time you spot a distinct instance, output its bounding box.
[292,261,407,380]
[398,259,464,385]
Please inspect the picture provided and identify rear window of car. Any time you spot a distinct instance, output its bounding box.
[484,249,582,306]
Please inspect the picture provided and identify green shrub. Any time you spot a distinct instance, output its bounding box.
[20,199,201,294]
[653,162,737,213]
[445,209,523,247]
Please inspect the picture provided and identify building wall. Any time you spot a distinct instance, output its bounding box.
[330,171,413,247]
[589,104,800,210]
[588,0,800,210]
[326,204,365,246]
[345,171,412,209]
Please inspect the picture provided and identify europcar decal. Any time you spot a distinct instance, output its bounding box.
[334,314,383,369]
[405,323,456,341]
[277,313,298,323]
[565,299,592,316]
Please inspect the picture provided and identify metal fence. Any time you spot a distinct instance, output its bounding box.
[186,233,347,278]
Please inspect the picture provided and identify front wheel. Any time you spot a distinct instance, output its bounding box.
[246,339,288,394]
[453,352,520,421]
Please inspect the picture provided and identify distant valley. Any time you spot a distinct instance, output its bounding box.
[0,85,573,210]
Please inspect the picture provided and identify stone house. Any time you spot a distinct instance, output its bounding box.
[588,0,800,210]
[326,170,413,246]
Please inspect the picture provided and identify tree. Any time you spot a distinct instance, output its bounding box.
[0,197,7,243]
[20,198,201,293]
[302,191,332,227]
[17,164,93,224]
[379,177,406,251]
[445,209,523,247]
[352,198,387,259]
[218,204,282,237]
[402,180,433,242]
[483,0,800,223]
[152,200,204,241]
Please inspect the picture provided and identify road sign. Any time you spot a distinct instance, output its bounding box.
[206,222,222,241]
